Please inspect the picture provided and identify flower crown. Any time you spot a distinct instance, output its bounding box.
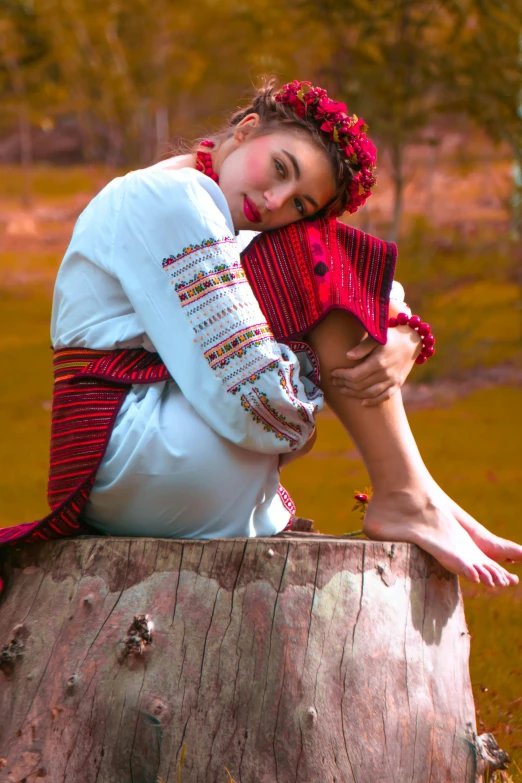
[275,80,377,215]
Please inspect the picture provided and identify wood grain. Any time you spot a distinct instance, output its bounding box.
[0,536,479,782]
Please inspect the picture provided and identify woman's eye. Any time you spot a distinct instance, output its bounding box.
[275,160,285,177]
[295,198,305,216]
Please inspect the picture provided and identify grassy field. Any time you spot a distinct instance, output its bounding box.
[0,162,521,777]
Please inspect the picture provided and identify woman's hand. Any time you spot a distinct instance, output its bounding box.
[330,324,422,406]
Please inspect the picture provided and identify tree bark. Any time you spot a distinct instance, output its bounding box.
[0,535,483,782]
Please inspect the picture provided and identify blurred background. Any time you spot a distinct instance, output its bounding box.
[0,0,521,776]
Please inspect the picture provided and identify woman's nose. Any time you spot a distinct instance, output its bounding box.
[264,184,293,212]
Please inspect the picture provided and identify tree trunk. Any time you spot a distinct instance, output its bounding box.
[0,535,485,782]
[0,47,33,209]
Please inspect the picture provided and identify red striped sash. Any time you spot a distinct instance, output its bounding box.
[0,348,171,549]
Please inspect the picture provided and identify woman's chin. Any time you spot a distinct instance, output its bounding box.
[235,216,261,232]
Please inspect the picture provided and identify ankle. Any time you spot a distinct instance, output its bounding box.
[370,486,432,513]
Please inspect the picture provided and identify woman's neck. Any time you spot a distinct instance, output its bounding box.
[147,153,196,172]
[148,139,232,178]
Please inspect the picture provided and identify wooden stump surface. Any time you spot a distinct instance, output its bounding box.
[0,535,479,783]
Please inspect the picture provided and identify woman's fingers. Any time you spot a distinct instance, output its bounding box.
[362,388,397,406]
[332,364,401,404]
[332,369,382,391]
[331,323,421,397]
[338,380,397,404]
[332,358,388,389]
[345,334,379,361]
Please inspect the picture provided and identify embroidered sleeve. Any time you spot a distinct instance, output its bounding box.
[108,168,319,453]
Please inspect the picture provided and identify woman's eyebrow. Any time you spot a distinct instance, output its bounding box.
[282,148,301,179]
[282,149,319,210]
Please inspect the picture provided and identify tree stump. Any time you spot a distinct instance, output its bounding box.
[0,535,481,782]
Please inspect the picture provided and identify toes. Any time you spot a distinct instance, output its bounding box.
[492,563,519,586]
[475,565,495,588]
[483,563,509,587]
[465,565,481,585]
[481,561,519,587]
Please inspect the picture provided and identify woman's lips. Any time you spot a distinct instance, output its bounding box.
[243,196,262,224]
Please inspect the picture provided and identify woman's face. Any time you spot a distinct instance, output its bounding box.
[217,124,336,231]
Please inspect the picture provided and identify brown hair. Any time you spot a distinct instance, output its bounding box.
[198,78,360,219]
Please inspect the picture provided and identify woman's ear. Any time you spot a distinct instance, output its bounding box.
[233,113,261,144]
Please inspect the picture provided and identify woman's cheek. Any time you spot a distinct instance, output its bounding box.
[245,139,273,187]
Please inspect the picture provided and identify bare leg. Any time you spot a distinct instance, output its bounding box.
[306,310,521,587]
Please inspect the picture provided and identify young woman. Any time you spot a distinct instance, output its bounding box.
[1,80,520,590]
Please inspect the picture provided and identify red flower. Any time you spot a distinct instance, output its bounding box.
[317,97,348,116]
[275,80,377,216]
[320,120,335,134]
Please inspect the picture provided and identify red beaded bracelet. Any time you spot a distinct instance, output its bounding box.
[388,312,436,365]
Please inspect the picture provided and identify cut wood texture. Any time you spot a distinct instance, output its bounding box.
[0,535,483,782]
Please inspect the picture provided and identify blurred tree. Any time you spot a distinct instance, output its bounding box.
[0,0,62,203]
[0,14,32,204]
[441,0,522,332]
[294,0,521,241]
[443,0,522,234]
[34,0,140,163]
[2,0,519,213]
[29,0,322,163]
[299,0,457,241]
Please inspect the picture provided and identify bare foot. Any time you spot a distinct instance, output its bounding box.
[433,485,522,564]
[363,491,519,587]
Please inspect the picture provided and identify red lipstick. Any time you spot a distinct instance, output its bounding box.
[243,196,262,224]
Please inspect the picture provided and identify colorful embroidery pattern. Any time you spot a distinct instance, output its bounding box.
[277,364,316,426]
[240,389,300,447]
[286,340,321,387]
[227,359,280,396]
[254,388,303,438]
[162,237,235,268]
[175,263,247,305]
[205,324,272,369]
[278,484,296,515]
[162,236,282,392]
[162,234,319,449]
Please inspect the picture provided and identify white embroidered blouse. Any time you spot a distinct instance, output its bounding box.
[51,167,322,539]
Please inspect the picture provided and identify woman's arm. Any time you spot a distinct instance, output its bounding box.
[306,309,518,587]
[107,167,319,454]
